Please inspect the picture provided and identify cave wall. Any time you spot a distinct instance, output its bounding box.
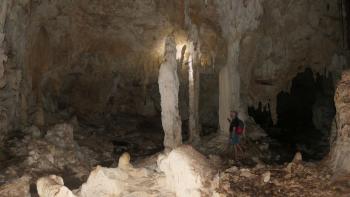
[0,0,348,148]
[0,0,9,145]
[210,0,346,134]
[3,0,225,129]
[0,0,22,145]
[238,0,346,123]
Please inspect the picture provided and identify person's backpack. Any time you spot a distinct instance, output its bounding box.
[235,120,245,135]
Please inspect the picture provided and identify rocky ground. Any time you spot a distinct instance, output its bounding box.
[0,117,348,196]
[216,159,344,197]
[0,114,164,196]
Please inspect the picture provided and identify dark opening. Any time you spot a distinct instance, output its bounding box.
[249,68,336,163]
[199,73,219,136]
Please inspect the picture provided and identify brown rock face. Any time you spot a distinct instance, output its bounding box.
[331,70,350,173]
[0,176,31,197]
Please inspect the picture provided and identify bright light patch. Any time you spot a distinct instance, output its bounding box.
[176,44,186,60]
[188,55,194,82]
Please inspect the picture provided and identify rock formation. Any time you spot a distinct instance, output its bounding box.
[215,0,264,133]
[37,175,76,197]
[0,0,348,196]
[158,145,216,197]
[0,176,31,197]
[158,35,182,150]
[331,70,350,173]
[35,145,219,197]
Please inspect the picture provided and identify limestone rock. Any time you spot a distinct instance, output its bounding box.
[37,175,76,197]
[79,166,128,197]
[330,70,350,173]
[118,152,132,170]
[0,175,31,197]
[25,124,82,170]
[240,169,255,178]
[157,145,216,197]
[216,0,264,132]
[293,152,303,163]
[158,35,182,150]
[45,123,75,149]
[262,171,271,183]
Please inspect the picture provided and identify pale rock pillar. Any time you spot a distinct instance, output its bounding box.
[188,61,200,142]
[188,49,200,142]
[158,35,182,150]
[218,66,231,134]
[186,23,200,142]
[215,0,264,133]
[218,42,241,134]
[330,70,350,173]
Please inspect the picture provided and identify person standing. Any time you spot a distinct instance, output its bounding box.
[228,111,245,160]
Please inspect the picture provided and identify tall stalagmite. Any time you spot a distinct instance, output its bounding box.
[331,70,350,173]
[158,35,182,150]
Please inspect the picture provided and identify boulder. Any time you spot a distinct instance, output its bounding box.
[79,166,128,197]
[157,145,216,197]
[37,175,76,197]
[292,152,303,163]
[261,171,271,183]
[0,176,31,197]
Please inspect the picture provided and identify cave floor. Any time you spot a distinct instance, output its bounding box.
[74,113,164,167]
[216,160,344,197]
[0,115,347,196]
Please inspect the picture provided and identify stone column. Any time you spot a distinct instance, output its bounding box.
[218,65,231,134]
[218,42,241,134]
[158,35,182,150]
[215,0,263,134]
[186,23,200,142]
[330,70,350,173]
[188,55,200,142]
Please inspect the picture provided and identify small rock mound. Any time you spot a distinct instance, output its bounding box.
[37,175,76,197]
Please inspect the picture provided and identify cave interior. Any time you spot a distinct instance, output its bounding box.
[0,0,350,196]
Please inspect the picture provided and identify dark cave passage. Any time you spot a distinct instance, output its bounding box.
[249,68,336,163]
